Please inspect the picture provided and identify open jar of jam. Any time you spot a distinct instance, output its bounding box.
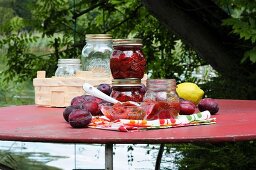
[110,39,146,79]
[144,79,180,120]
[110,79,145,102]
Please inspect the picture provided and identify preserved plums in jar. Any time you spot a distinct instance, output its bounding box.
[110,39,146,79]
[144,79,180,120]
[110,79,146,102]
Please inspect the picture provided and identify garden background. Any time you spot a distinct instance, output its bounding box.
[1,0,256,169]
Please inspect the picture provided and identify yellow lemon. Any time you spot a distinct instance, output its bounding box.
[176,82,204,104]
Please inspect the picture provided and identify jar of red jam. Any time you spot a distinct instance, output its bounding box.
[110,39,146,79]
[110,79,145,102]
[144,79,180,120]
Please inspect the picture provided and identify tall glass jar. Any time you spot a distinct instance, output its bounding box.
[144,79,180,120]
[55,59,81,77]
[110,79,145,102]
[81,34,112,76]
[110,39,146,79]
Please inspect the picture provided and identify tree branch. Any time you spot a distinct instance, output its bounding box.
[142,0,254,78]
[72,0,107,19]
[104,4,143,33]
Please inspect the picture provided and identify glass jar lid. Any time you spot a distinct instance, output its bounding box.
[58,59,81,64]
[113,39,142,46]
[86,34,112,40]
[112,78,142,86]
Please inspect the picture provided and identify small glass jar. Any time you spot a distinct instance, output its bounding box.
[55,59,81,77]
[110,79,145,102]
[110,39,146,79]
[81,34,113,76]
[144,79,180,120]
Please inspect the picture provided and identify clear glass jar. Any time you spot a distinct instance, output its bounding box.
[110,39,146,79]
[144,79,180,120]
[55,59,81,77]
[81,34,113,76]
[110,79,145,102]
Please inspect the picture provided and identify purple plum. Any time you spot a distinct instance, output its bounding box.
[63,105,81,122]
[81,101,102,116]
[68,109,92,128]
[198,98,219,115]
[71,95,86,106]
[179,100,196,115]
[97,84,112,96]
[140,83,147,95]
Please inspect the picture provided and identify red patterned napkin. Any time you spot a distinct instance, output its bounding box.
[89,111,216,132]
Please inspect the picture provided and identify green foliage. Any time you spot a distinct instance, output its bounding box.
[0,73,34,106]
[201,75,256,99]
[0,0,254,87]
[167,141,256,170]
[0,149,63,170]
[0,0,205,83]
[0,32,56,82]
[243,47,256,63]
[0,39,35,106]
[0,0,80,81]
[219,0,256,63]
[133,14,204,81]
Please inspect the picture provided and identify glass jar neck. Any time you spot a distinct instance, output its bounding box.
[58,59,81,64]
[146,79,176,92]
[86,34,112,44]
[58,63,81,66]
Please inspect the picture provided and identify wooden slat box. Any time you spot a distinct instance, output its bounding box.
[33,71,147,107]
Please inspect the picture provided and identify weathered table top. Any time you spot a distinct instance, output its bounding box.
[1,99,256,144]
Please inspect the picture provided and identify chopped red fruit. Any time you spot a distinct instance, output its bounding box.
[111,86,144,102]
[145,101,180,120]
[110,48,146,79]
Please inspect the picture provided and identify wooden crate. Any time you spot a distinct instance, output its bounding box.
[33,71,147,107]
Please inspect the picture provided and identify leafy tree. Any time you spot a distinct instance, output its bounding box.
[143,0,256,99]
[170,141,256,170]
[220,0,256,63]
[1,0,256,99]
[0,0,202,84]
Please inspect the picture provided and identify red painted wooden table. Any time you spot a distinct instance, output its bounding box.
[1,99,256,169]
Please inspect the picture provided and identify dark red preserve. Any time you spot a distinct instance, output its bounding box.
[110,39,146,79]
[110,79,146,102]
